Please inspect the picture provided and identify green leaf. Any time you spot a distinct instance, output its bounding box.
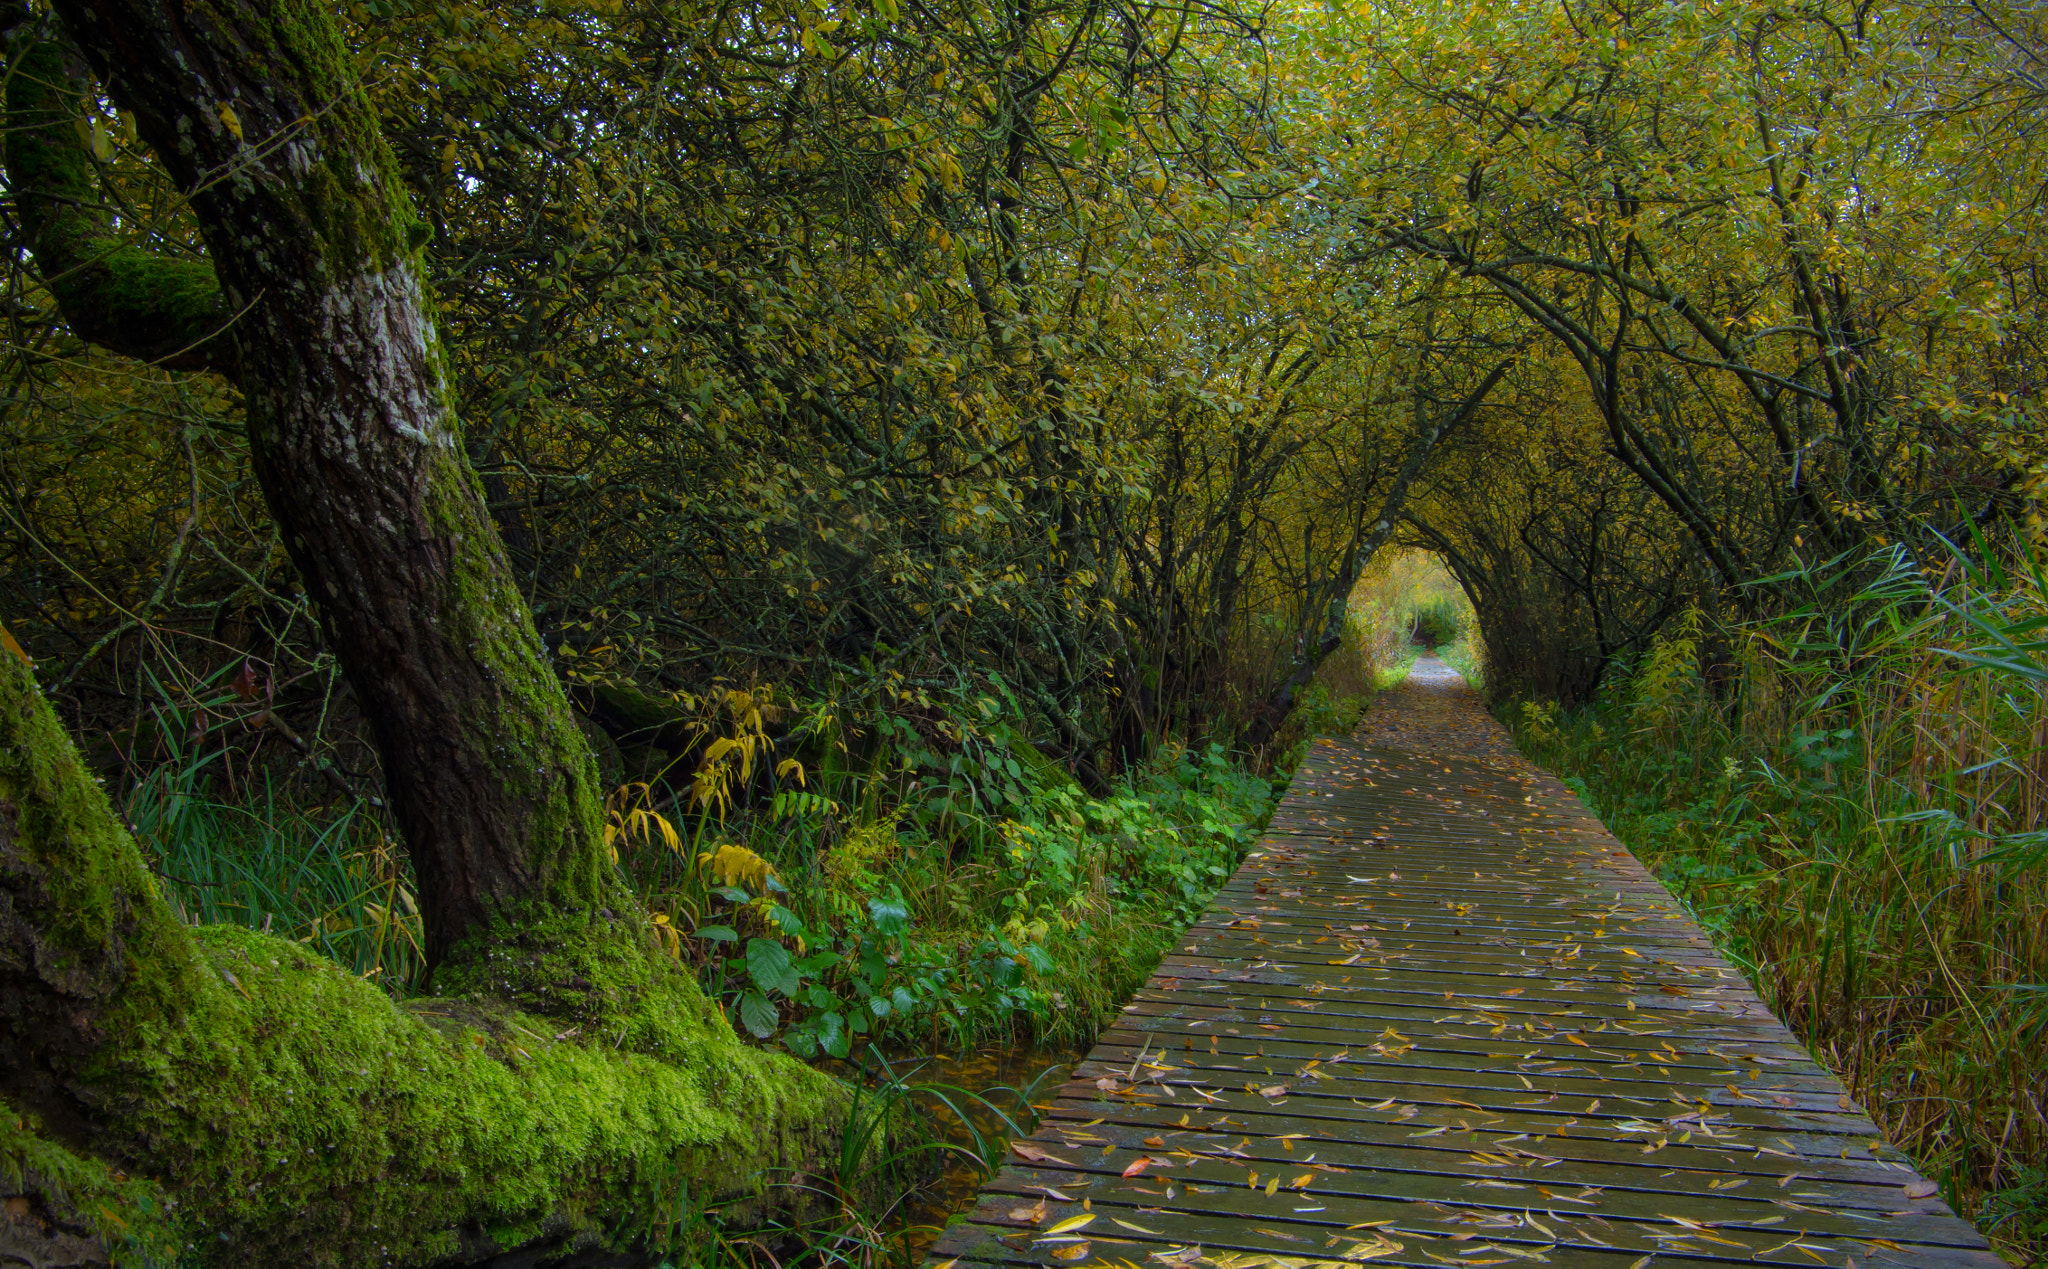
[695,924,739,943]
[738,990,778,1039]
[747,938,800,996]
[820,1011,849,1059]
[868,898,910,935]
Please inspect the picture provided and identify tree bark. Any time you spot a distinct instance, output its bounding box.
[15,0,618,973]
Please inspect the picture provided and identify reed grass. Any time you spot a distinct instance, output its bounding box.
[1511,544,2048,1260]
[126,749,424,994]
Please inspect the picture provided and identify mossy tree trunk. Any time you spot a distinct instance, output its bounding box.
[0,642,852,1267]
[8,0,617,973]
[0,3,858,1263]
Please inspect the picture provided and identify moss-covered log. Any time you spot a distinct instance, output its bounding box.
[0,643,853,1266]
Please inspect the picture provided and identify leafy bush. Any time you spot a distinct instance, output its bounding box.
[1411,596,1464,647]
[611,693,1275,1056]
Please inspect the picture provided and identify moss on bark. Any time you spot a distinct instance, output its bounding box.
[0,17,234,374]
[0,647,858,1268]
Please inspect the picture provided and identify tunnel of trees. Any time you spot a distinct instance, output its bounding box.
[0,0,2042,1264]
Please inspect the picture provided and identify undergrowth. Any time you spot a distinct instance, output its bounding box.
[1508,543,2048,1263]
[616,710,1274,1057]
[124,678,1274,1058]
[124,683,423,993]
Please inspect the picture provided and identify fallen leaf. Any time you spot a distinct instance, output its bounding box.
[1903,1180,1939,1199]
[1012,1143,1077,1166]
[1123,1157,1154,1178]
[1046,1214,1096,1236]
[1049,1242,1090,1261]
[1260,1085,1290,1098]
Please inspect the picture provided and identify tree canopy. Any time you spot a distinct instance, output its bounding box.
[0,0,2043,1261]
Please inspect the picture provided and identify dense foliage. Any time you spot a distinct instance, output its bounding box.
[2,0,2045,1258]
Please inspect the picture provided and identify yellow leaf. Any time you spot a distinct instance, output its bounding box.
[1046,1215,1095,1236]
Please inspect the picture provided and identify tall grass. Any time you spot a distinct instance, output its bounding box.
[127,744,424,993]
[1510,544,2048,1260]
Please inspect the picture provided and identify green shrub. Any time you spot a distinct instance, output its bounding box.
[1412,596,1464,647]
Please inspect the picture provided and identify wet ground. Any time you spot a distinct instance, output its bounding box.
[1353,651,1528,770]
[883,1043,1083,1256]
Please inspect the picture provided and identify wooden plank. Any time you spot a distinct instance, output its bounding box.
[926,664,2000,1269]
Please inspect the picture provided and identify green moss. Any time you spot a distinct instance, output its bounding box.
[0,1112,177,1263]
[115,924,849,1267]
[0,645,859,1268]
[2,28,229,367]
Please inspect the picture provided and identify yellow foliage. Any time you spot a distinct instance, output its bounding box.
[698,841,775,892]
[684,686,780,820]
[601,781,681,864]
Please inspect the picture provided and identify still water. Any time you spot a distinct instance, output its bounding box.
[834,1041,1081,1261]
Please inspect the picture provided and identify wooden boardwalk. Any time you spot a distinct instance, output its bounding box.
[928,666,2006,1269]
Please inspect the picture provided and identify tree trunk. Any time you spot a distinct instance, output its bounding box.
[0,5,857,1263]
[23,0,614,974]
